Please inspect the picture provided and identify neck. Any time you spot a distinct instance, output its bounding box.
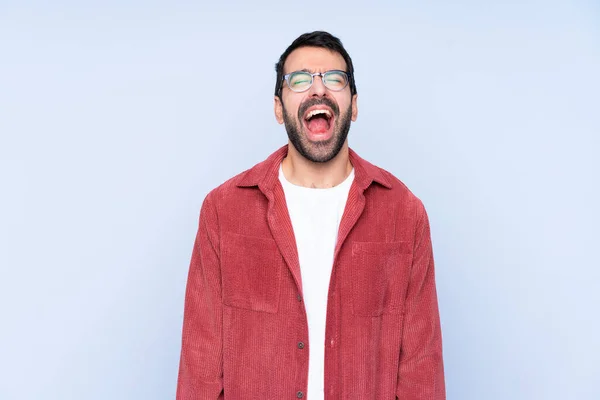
[281,141,353,189]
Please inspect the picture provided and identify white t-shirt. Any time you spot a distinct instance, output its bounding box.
[278,162,355,400]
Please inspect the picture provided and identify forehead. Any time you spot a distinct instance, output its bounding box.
[284,46,347,74]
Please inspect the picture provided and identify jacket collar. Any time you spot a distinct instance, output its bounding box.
[236,144,392,192]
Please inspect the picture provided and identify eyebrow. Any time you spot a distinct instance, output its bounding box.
[285,68,345,75]
[284,68,313,74]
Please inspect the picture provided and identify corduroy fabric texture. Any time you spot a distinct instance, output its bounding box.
[176,144,445,400]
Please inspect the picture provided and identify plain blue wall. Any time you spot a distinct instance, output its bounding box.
[1,1,598,399]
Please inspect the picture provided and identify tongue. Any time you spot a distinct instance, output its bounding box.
[307,117,329,133]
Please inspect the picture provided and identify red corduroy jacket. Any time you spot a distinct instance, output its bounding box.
[176,144,445,400]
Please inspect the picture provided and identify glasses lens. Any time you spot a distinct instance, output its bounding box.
[288,72,312,92]
[323,71,348,91]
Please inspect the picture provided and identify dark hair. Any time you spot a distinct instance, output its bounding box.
[274,31,357,99]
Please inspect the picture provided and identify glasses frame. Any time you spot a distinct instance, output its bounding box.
[282,69,351,93]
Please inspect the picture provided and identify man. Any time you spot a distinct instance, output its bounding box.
[176,31,445,399]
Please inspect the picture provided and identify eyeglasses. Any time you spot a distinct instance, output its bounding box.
[282,70,351,93]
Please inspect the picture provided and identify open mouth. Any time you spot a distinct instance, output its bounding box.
[303,107,334,138]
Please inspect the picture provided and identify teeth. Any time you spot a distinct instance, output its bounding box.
[306,109,331,119]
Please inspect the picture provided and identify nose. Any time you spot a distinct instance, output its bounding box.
[307,74,328,97]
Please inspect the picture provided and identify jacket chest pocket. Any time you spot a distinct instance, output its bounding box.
[350,240,412,317]
[221,231,283,313]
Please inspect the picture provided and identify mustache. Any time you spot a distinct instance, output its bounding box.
[297,98,339,120]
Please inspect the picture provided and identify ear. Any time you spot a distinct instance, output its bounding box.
[274,96,284,124]
[351,94,358,121]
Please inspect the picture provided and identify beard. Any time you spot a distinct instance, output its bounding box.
[282,97,352,163]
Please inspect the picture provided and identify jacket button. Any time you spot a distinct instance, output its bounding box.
[297,341,305,349]
[296,391,304,398]
[296,294,302,301]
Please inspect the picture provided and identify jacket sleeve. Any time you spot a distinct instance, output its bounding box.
[396,202,446,399]
[176,192,225,400]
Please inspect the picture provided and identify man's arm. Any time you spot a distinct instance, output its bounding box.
[176,192,224,400]
[396,202,445,400]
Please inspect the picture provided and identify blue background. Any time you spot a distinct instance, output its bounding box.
[1,1,599,399]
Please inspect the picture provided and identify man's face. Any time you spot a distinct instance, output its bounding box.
[274,46,358,163]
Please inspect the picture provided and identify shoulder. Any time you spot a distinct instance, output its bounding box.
[203,166,257,204]
[201,149,275,210]
[365,156,426,215]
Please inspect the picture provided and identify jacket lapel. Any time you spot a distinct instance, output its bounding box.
[265,182,303,295]
[333,181,366,264]
[236,144,392,297]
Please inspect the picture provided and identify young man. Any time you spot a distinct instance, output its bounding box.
[176,31,445,400]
